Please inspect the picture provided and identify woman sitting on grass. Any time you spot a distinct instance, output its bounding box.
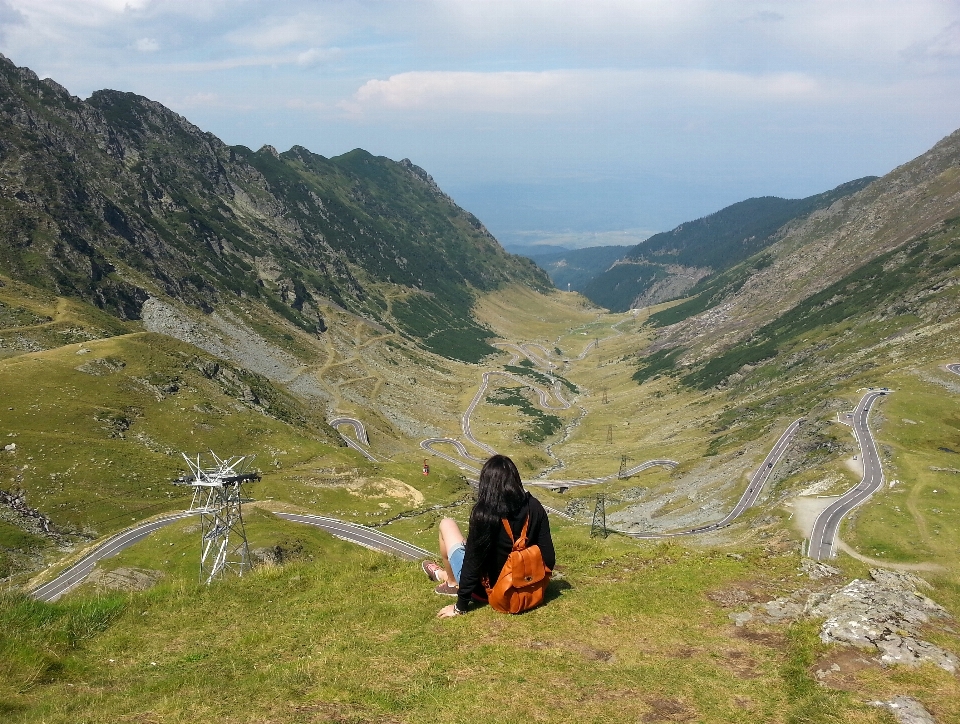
[423,454,555,618]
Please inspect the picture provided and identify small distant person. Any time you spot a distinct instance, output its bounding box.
[421,454,555,618]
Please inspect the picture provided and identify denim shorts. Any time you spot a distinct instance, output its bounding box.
[448,542,466,583]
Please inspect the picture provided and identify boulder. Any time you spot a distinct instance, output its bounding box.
[869,696,936,724]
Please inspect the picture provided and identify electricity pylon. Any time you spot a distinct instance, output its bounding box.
[174,452,260,584]
[591,494,607,538]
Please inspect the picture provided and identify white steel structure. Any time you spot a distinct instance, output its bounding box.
[174,452,260,584]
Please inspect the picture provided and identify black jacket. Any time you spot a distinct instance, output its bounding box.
[457,492,555,612]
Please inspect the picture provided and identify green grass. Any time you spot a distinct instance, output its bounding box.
[504,363,578,394]
[0,524,922,724]
[632,347,684,384]
[843,369,960,565]
[681,218,960,390]
[487,386,562,445]
[0,332,342,574]
[392,293,497,363]
[1,245,959,722]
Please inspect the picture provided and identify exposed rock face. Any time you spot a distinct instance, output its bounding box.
[629,264,712,308]
[799,558,841,580]
[869,696,937,724]
[582,182,874,312]
[0,487,54,534]
[806,569,957,672]
[655,127,960,358]
[729,565,958,674]
[0,54,548,359]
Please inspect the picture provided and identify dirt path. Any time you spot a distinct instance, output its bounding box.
[906,482,934,547]
[834,539,946,572]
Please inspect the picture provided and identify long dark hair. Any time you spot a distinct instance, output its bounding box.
[469,455,526,558]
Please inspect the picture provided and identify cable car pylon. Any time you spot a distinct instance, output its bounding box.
[173,451,260,584]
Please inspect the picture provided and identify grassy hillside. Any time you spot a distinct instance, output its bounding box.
[0,56,548,364]
[582,178,876,312]
[2,57,960,724]
[638,212,960,399]
[651,127,960,360]
[2,267,959,722]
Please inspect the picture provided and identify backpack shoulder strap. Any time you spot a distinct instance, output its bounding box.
[513,516,530,552]
[501,515,531,551]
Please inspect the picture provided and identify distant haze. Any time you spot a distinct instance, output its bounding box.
[501,229,653,251]
[1,1,959,244]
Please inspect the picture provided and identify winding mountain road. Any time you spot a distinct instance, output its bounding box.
[425,318,677,488]
[947,363,960,376]
[419,438,483,473]
[29,508,432,602]
[330,416,378,462]
[622,417,803,539]
[29,511,200,602]
[807,390,888,560]
[524,459,679,489]
[273,512,431,560]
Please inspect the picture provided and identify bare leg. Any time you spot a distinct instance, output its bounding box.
[438,517,466,585]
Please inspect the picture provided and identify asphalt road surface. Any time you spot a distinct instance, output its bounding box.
[274,512,431,560]
[29,509,432,602]
[807,390,887,560]
[330,416,378,462]
[622,417,803,539]
[29,511,199,602]
[420,438,483,473]
[947,363,960,376]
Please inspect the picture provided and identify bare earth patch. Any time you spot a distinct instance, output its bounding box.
[787,495,840,539]
[87,566,163,592]
[642,697,697,723]
[811,648,880,691]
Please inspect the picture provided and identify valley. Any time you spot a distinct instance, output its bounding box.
[1,52,959,723]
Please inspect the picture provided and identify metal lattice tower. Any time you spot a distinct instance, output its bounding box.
[591,494,607,538]
[174,452,260,585]
[602,387,608,404]
[606,424,613,444]
[618,454,631,479]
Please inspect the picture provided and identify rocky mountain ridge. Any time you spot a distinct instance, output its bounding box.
[654,126,960,367]
[0,54,548,362]
[582,178,876,312]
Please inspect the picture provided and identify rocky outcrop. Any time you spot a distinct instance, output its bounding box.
[730,565,958,673]
[88,566,164,592]
[869,696,937,724]
[807,569,958,673]
[0,487,54,534]
[0,54,549,360]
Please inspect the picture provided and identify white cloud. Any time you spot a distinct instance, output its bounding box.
[175,91,257,111]
[296,46,339,66]
[225,16,324,51]
[133,37,159,52]
[159,48,340,73]
[341,68,824,118]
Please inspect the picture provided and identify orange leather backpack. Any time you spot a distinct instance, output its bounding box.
[484,516,551,614]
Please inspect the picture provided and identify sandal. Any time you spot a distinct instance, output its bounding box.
[421,560,444,582]
[434,582,459,597]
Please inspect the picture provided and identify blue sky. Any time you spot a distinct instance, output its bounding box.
[2,1,959,248]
